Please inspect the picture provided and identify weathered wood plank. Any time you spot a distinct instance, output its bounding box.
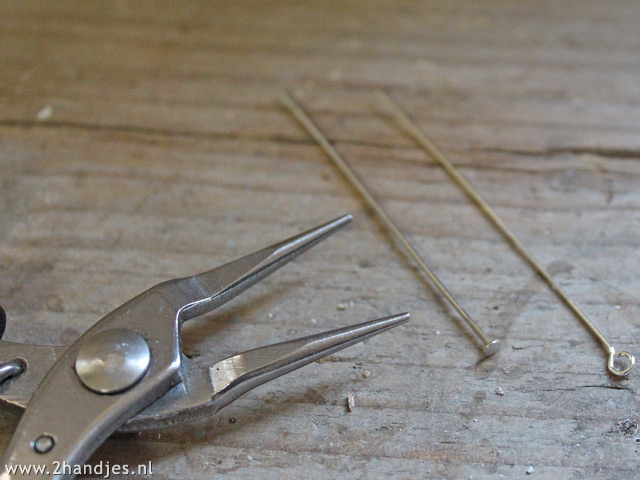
[1,1,639,479]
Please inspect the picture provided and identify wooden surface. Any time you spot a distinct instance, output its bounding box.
[1,1,640,478]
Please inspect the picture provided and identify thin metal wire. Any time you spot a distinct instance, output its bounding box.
[376,89,635,377]
[280,90,501,357]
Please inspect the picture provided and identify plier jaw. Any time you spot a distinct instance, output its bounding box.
[0,214,409,479]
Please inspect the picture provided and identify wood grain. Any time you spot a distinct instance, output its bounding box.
[1,1,639,478]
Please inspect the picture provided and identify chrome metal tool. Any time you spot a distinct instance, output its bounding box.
[0,214,409,479]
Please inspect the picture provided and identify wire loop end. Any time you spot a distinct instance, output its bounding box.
[607,349,635,377]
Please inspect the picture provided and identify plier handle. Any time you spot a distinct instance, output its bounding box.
[0,215,408,479]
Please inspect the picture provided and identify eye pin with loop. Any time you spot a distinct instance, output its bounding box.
[376,89,636,377]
